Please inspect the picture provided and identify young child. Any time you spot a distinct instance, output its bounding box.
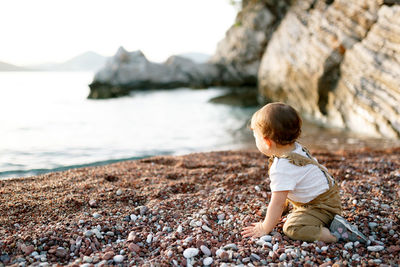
[241,102,367,243]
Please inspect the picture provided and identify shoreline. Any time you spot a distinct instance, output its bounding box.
[1,148,399,266]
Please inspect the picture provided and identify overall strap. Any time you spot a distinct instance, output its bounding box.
[268,148,335,187]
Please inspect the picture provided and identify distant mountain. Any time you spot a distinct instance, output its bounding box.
[29,51,108,72]
[177,52,211,63]
[0,61,31,71]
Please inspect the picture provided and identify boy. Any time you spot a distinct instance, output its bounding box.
[241,103,367,243]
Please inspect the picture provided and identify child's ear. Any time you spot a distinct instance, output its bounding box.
[263,137,272,147]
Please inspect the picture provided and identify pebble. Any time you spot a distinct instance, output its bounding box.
[146,233,153,244]
[368,222,378,229]
[203,257,213,265]
[200,245,211,256]
[177,225,183,233]
[202,225,213,233]
[216,249,224,257]
[367,245,384,252]
[130,214,138,221]
[83,256,92,263]
[250,253,260,261]
[260,235,272,242]
[217,213,225,220]
[113,255,124,263]
[279,253,287,261]
[92,228,103,239]
[93,212,102,219]
[223,243,238,251]
[139,206,148,215]
[102,251,114,260]
[344,242,353,250]
[116,189,122,195]
[84,230,93,237]
[273,243,279,251]
[183,248,199,258]
[128,243,140,253]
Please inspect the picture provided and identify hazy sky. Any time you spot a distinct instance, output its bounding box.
[0,0,237,66]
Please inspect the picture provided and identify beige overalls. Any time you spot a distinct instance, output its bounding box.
[268,147,342,242]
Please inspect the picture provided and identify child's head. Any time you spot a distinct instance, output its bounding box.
[251,102,302,146]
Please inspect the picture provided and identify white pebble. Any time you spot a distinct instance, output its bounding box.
[146,233,153,244]
[260,235,272,242]
[93,213,101,219]
[113,255,124,263]
[255,185,261,191]
[130,214,137,221]
[256,240,266,246]
[203,257,213,266]
[217,213,225,220]
[91,228,103,239]
[321,246,328,251]
[273,243,279,251]
[215,249,224,257]
[344,242,353,250]
[367,245,384,252]
[200,245,211,256]
[83,256,92,263]
[183,248,199,258]
[352,199,358,205]
[177,225,183,233]
[279,253,287,261]
[202,225,213,233]
[116,189,122,196]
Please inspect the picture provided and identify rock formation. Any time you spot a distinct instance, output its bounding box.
[258,0,400,138]
[89,0,400,138]
[88,47,220,99]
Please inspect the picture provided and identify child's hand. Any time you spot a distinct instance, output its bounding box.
[241,221,269,238]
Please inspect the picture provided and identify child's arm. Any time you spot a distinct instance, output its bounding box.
[241,191,289,238]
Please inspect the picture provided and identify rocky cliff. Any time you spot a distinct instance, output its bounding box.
[89,0,400,138]
[258,0,400,138]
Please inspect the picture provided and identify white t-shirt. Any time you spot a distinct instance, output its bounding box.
[269,142,331,203]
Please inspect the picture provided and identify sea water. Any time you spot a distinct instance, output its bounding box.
[0,72,257,179]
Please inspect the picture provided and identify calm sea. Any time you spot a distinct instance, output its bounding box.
[0,72,257,179]
[1,72,398,179]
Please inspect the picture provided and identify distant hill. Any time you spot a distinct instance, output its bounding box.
[0,61,31,71]
[29,51,108,72]
[177,52,211,63]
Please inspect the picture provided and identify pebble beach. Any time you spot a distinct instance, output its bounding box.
[1,147,399,266]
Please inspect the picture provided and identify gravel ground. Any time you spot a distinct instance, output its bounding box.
[1,147,399,266]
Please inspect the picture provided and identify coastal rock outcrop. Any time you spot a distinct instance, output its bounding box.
[258,0,400,138]
[210,1,283,85]
[88,47,220,99]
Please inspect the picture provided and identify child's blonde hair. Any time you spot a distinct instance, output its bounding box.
[251,102,302,145]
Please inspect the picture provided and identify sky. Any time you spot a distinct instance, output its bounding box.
[0,0,237,66]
